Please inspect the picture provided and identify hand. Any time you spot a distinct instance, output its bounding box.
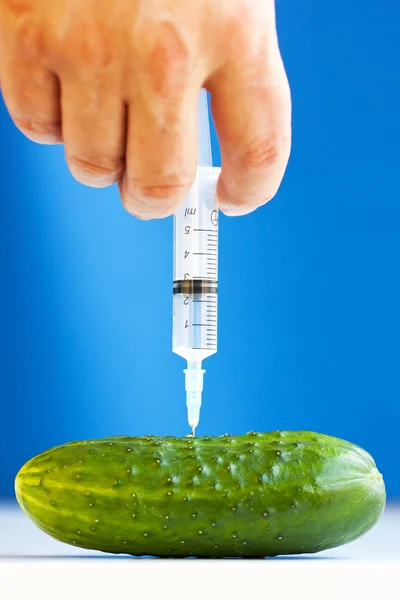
[0,0,291,218]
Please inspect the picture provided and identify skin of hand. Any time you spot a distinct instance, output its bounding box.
[0,0,291,219]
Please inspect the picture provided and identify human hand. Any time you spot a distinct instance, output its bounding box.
[0,0,291,218]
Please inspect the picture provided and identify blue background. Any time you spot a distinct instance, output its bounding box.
[0,0,399,499]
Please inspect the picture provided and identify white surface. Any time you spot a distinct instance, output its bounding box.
[1,502,399,600]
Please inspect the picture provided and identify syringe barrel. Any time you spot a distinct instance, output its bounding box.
[173,167,219,281]
[173,166,220,364]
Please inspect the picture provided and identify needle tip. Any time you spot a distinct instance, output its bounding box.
[190,425,196,437]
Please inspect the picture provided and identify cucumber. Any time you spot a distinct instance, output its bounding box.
[15,431,385,557]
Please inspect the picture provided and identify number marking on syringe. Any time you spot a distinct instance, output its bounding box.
[184,287,217,349]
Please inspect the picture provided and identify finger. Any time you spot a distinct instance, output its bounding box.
[208,48,291,216]
[60,77,126,188]
[119,90,198,220]
[0,56,61,144]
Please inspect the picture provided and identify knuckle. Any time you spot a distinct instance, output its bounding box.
[134,170,192,201]
[119,188,144,218]
[217,176,254,213]
[12,19,47,61]
[239,135,289,172]
[226,188,277,213]
[218,176,277,216]
[218,4,262,62]
[4,5,50,63]
[13,116,61,144]
[223,194,260,215]
[120,176,191,219]
[64,21,115,72]
[221,205,256,217]
[137,182,189,203]
[230,195,258,211]
[121,191,174,221]
[223,11,252,50]
[143,22,190,97]
[67,155,124,186]
[23,25,48,61]
[2,0,33,15]
[227,191,276,214]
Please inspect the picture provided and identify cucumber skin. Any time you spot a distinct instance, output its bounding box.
[15,431,385,558]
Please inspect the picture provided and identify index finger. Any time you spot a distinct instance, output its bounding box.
[208,48,291,215]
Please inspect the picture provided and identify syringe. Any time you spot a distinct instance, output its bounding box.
[172,89,220,435]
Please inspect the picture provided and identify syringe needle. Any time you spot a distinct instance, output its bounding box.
[185,363,203,436]
[191,425,196,437]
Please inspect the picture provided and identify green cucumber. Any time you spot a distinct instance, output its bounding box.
[15,431,385,557]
